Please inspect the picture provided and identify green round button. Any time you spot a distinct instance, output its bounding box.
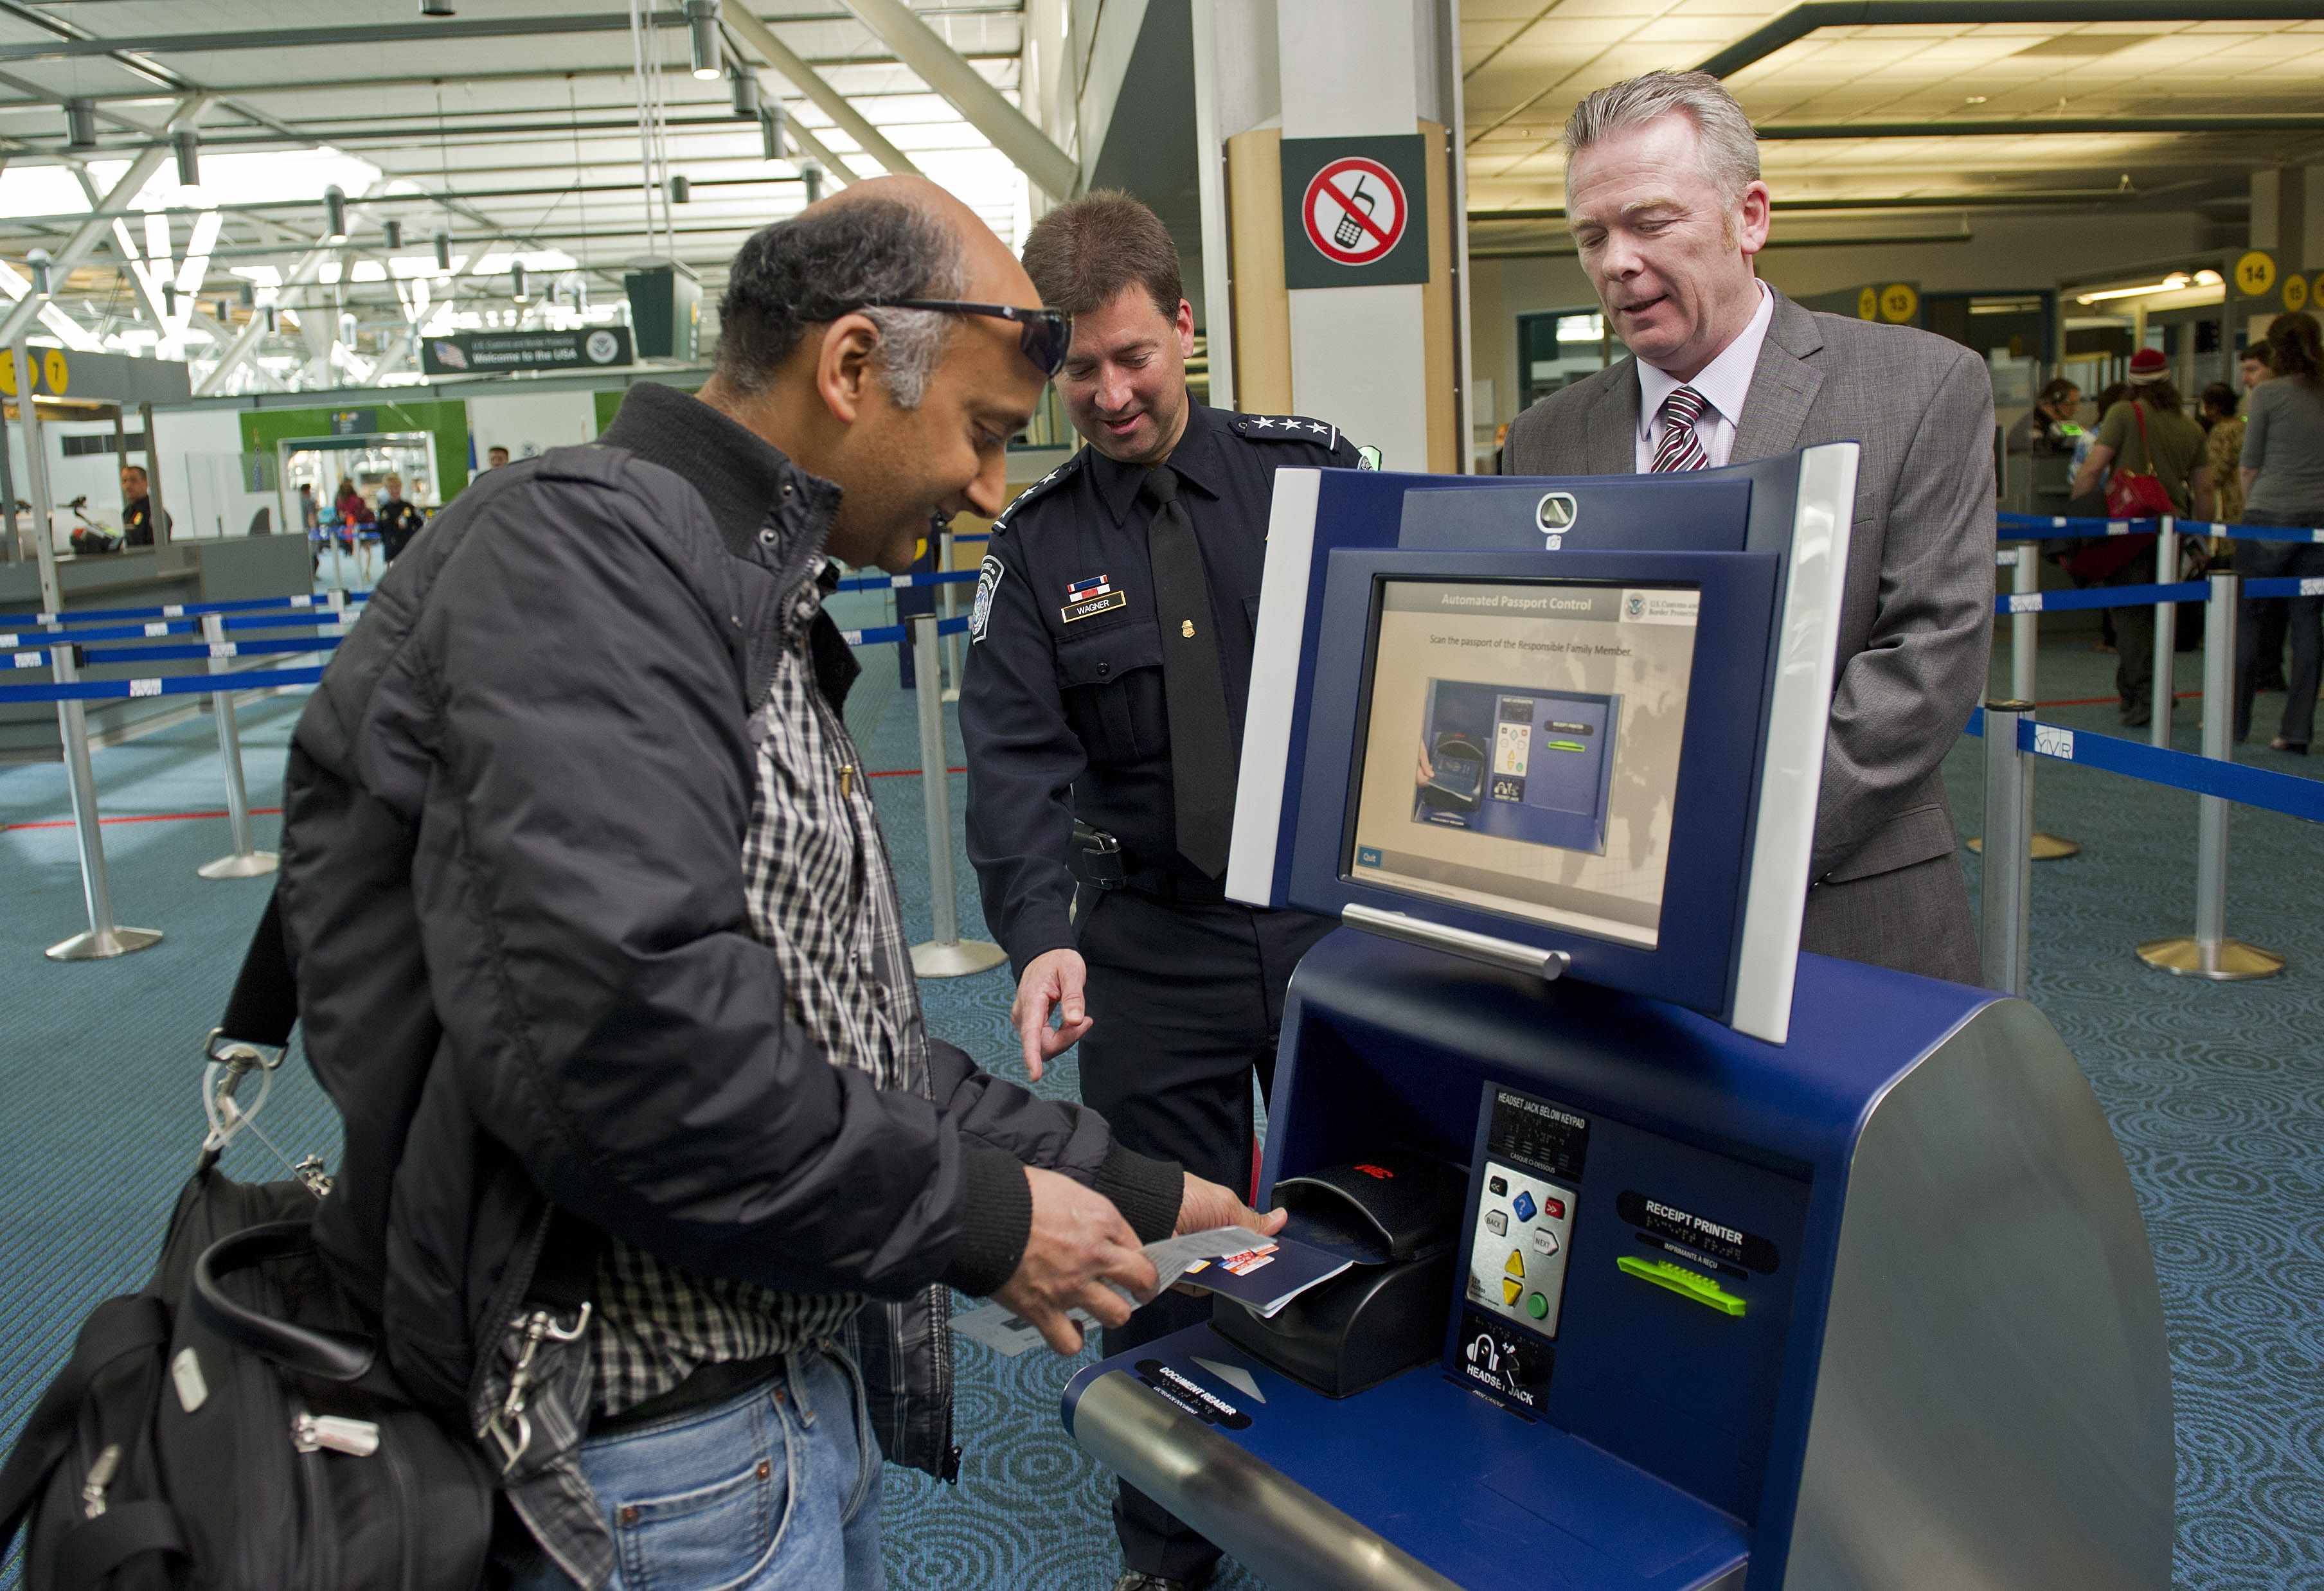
[1526,1292,1548,1320]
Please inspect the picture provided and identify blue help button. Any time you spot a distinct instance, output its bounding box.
[1512,1191,1537,1223]
[1356,846,1384,868]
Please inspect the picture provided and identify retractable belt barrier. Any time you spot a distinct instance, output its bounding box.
[1973,571,2307,994]
[1965,707,2324,823]
[1999,511,2324,544]
[3,591,368,643]
[832,569,980,594]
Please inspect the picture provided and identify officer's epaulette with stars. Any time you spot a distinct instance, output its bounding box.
[1231,413,1341,449]
[990,450,1089,537]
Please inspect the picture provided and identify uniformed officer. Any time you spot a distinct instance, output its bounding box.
[119,465,170,549]
[958,190,1364,1591]
[375,473,427,564]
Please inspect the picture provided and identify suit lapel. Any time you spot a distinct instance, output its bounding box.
[1728,290,1825,465]
[1588,360,1641,475]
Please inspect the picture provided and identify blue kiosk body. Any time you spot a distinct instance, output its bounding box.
[1060,455,2174,1590]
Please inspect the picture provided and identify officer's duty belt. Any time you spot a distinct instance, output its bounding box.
[1071,823,1227,905]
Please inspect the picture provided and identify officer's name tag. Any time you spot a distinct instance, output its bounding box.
[1060,590,1127,623]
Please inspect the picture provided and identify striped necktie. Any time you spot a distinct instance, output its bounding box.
[1652,386,1712,473]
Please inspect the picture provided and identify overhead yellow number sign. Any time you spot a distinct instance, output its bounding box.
[0,348,69,397]
[2235,250,2276,297]
[2284,273,2311,314]
[1879,283,1919,324]
[1857,286,1878,321]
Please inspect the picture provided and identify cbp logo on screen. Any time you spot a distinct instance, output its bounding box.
[1536,492,1577,549]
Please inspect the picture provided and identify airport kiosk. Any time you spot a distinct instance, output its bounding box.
[1061,450,2173,1590]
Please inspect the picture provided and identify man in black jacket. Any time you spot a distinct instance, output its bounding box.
[277,177,1275,1591]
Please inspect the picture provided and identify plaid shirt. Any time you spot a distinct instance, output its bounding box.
[588,570,933,1415]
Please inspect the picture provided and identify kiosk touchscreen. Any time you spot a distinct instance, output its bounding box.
[1361,578,1695,941]
[1061,452,2173,1591]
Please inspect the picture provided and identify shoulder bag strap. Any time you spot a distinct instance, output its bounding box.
[216,889,296,1050]
[2129,398,2156,475]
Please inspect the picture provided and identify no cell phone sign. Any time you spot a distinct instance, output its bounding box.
[1304,157,1408,267]
[1279,133,1432,290]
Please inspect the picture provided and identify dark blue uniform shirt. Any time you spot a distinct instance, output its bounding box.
[960,400,1361,973]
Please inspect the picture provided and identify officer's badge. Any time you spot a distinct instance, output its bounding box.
[1060,573,1127,624]
[1357,445,1382,470]
[969,554,1004,644]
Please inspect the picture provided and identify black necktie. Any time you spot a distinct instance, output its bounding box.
[1142,465,1235,878]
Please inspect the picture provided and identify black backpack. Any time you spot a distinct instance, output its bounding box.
[0,895,496,1590]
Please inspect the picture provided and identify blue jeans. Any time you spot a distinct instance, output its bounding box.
[515,1347,884,1591]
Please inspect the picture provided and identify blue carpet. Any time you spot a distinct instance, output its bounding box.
[0,621,2318,1590]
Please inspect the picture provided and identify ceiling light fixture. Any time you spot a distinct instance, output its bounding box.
[686,0,722,80]
[731,64,761,119]
[434,230,452,272]
[27,249,53,300]
[760,104,787,163]
[384,218,403,249]
[64,98,96,152]
[420,0,455,15]
[802,164,823,205]
[324,186,348,243]
[668,175,692,204]
[512,262,529,302]
[2075,272,2199,305]
[172,129,200,186]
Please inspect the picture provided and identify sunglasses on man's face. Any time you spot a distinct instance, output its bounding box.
[856,299,1074,378]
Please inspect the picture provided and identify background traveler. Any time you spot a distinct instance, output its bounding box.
[2234,309,2324,754]
[2071,349,2213,729]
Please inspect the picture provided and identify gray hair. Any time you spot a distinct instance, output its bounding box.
[715,197,969,409]
[1563,70,1760,202]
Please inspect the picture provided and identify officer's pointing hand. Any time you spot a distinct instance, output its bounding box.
[992,1166,1158,1355]
[1012,947,1093,1081]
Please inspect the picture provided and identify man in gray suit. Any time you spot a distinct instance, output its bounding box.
[1504,70,1992,984]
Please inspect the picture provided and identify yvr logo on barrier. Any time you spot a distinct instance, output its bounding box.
[2033,725,2075,760]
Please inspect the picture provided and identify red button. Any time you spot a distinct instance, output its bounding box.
[1544,1198,1566,1220]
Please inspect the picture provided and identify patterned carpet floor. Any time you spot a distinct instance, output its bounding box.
[0,612,2316,1590]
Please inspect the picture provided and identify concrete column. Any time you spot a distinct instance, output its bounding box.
[1276,0,1444,472]
[2250,168,2306,258]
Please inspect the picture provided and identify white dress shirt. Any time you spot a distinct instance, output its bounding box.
[1634,280,1774,472]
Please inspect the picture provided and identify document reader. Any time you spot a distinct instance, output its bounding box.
[1061,453,2173,1591]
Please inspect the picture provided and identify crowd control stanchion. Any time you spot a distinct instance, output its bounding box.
[42,641,163,962]
[907,613,1006,978]
[2136,571,2285,981]
[1978,700,2034,996]
[195,612,278,881]
[1969,549,2079,862]
[2150,517,2179,749]
[939,526,963,705]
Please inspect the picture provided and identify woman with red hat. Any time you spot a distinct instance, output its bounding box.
[2071,348,2213,729]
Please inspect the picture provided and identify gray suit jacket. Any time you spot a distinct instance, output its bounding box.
[1505,289,1994,905]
